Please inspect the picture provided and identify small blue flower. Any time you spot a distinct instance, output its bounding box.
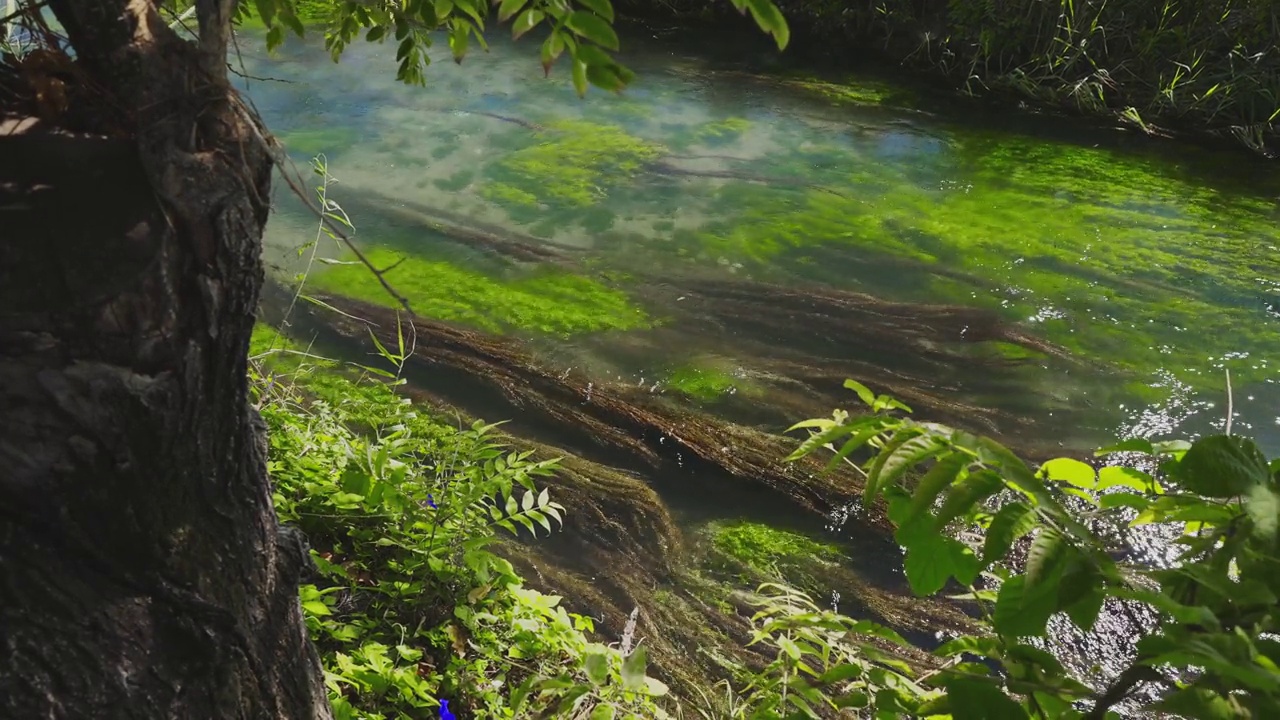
[426,494,437,509]
[438,699,456,720]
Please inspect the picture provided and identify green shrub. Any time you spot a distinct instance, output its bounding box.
[251,335,668,719]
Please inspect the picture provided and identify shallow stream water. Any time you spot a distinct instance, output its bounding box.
[240,23,1280,679]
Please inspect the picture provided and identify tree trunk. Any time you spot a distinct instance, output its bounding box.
[0,2,330,717]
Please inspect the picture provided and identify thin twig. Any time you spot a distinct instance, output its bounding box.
[224,24,411,315]
[1224,367,1234,436]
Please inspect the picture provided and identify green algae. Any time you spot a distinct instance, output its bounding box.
[666,364,763,402]
[791,79,893,106]
[481,119,665,210]
[694,117,752,145]
[311,247,655,336]
[709,520,844,575]
[688,132,1280,393]
[277,127,359,156]
[433,169,476,193]
[481,182,540,208]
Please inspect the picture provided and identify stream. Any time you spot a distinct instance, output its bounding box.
[238,21,1280,696]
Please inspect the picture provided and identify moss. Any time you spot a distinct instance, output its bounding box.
[482,119,665,210]
[277,127,359,157]
[311,247,655,336]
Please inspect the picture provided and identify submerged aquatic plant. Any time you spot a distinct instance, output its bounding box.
[689,132,1280,395]
[482,119,665,209]
[311,247,656,336]
[666,364,762,402]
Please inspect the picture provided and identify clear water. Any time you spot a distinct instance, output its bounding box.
[240,28,1280,459]
[238,24,1280,690]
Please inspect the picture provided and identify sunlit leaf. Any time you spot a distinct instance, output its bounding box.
[744,0,790,50]
[1040,457,1096,489]
[843,379,877,407]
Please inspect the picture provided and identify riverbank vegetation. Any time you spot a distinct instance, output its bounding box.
[254,317,1280,716]
[626,0,1280,156]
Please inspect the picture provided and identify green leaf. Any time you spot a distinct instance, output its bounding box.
[566,10,619,50]
[1040,458,1097,489]
[448,22,469,62]
[588,705,616,720]
[620,646,646,691]
[497,0,528,22]
[584,651,609,685]
[908,453,969,520]
[843,379,877,407]
[1178,435,1269,498]
[1024,529,1067,590]
[944,677,1030,720]
[575,0,615,21]
[904,534,979,595]
[303,600,332,616]
[586,63,628,91]
[744,0,790,50]
[1245,484,1279,540]
[993,575,1058,637]
[1152,685,1248,720]
[983,501,1036,565]
[935,469,1004,529]
[815,663,864,686]
[1132,496,1238,526]
[868,433,945,503]
[1095,438,1154,456]
[1062,587,1105,632]
[1097,465,1156,493]
[571,58,588,96]
[540,30,566,74]
[1099,492,1152,510]
[511,8,543,39]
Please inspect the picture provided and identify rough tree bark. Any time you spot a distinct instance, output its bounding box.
[0,1,330,717]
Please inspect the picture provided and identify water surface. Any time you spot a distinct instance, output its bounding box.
[242,26,1280,479]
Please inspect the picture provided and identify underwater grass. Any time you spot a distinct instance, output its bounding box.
[311,247,655,337]
[481,119,665,210]
[665,364,764,402]
[688,131,1280,392]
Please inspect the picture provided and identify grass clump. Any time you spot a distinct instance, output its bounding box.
[311,247,655,337]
